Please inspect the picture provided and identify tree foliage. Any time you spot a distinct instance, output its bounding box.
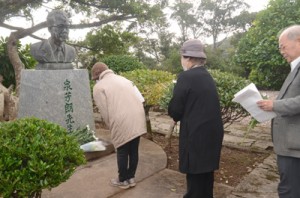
[234,0,300,90]
[101,55,146,74]
[77,24,140,67]
[0,0,166,95]
[197,0,249,49]
[84,25,139,55]
[161,47,182,74]
[0,0,48,23]
[170,1,199,43]
[169,0,250,48]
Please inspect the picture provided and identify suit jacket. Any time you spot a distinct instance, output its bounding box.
[273,63,300,158]
[168,67,224,174]
[30,38,76,64]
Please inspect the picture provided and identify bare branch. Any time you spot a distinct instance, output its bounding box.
[0,23,25,31]
[70,15,136,29]
[13,21,47,39]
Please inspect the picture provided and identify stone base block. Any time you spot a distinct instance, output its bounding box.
[18,69,95,131]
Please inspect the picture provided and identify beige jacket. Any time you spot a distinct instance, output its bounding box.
[93,70,147,148]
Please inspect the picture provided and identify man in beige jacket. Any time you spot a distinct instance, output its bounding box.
[91,62,147,189]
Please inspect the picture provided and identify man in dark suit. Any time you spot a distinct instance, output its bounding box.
[168,39,224,198]
[30,10,76,70]
[257,25,300,198]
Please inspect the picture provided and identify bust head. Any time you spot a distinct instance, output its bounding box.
[47,10,70,45]
[30,10,76,68]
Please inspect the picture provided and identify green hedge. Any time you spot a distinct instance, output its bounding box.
[0,117,86,198]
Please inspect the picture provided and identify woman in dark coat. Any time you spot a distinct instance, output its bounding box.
[168,39,224,198]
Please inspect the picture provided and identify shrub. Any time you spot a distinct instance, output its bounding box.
[121,69,175,106]
[0,117,86,198]
[121,69,175,137]
[159,69,250,127]
[159,81,174,111]
[209,69,250,127]
[101,55,146,74]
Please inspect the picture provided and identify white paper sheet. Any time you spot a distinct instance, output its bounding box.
[232,83,277,122]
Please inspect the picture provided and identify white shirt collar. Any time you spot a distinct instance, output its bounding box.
[291,56,300,72]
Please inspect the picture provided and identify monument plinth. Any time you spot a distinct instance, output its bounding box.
[18,69,95,131]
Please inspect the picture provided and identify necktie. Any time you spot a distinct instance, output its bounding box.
[57,46,64,62]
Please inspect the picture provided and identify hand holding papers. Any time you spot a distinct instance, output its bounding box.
[232,83,276,122]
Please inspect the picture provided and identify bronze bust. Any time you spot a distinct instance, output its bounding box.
[30,10,76,70]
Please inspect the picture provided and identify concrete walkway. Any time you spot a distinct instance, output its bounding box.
[42,112,279,198]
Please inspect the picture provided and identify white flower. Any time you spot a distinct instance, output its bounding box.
[261,92,269,99]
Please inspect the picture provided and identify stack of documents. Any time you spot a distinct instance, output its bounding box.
[232,83,276,122]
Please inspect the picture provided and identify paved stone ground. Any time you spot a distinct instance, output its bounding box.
[43,109,280,198]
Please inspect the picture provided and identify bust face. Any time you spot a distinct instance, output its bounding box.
[48,15,70,44]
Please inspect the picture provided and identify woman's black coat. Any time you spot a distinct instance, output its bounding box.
[168,67,224,174]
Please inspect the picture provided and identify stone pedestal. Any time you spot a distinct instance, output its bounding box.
[18,69,95,131]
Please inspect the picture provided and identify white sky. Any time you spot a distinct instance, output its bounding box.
[0,0,269,45]
[245,0,269,12]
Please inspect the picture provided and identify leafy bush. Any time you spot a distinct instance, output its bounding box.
[101,55,146,74]
[121,69,175,136]
[121,69,175,106]
[0,117,86,198]
[159,69,250,127]
[159,82,174,110]
[209,69,250,127]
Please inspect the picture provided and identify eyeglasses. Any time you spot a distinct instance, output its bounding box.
[51,24,70,30]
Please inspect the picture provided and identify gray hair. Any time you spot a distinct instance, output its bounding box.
[279,25,300,40]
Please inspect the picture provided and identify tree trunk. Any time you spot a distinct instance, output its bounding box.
[6,21,47,96]
[7,32,24,96]
[144,105,153,141]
